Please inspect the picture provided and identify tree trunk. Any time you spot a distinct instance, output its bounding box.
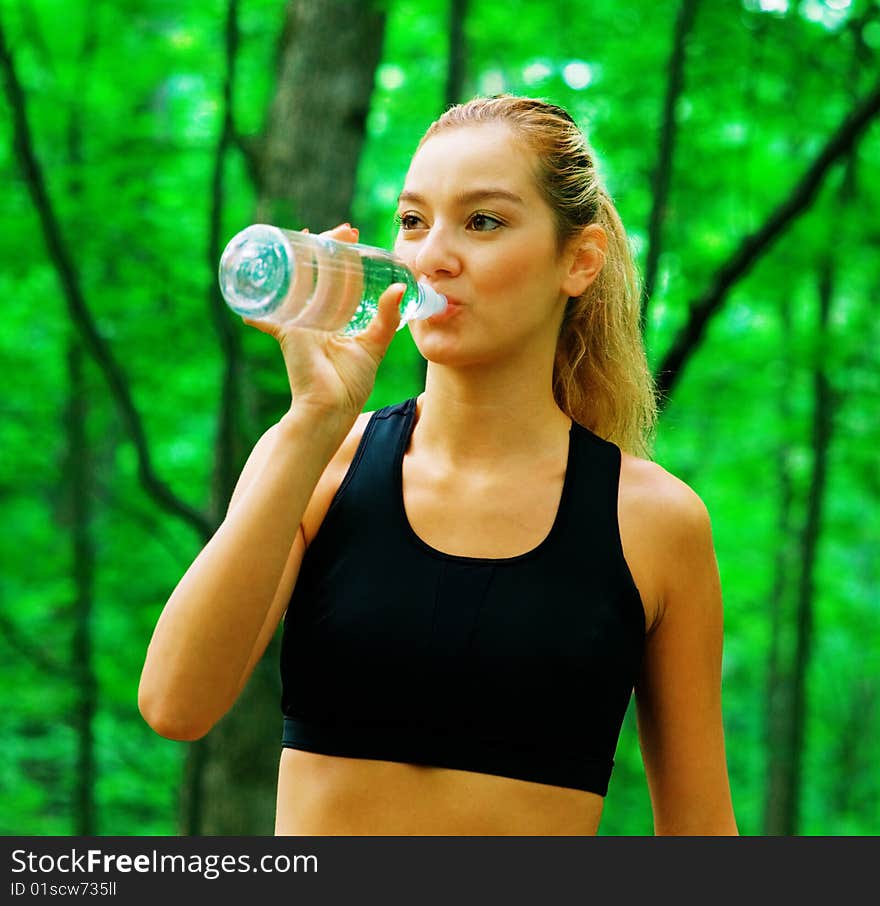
[761,257,836,837]
[191,0,388,836]
[257,0,388,231]
[761,292,797,835]
[208,0,247,525]
[66,341,98,835]
[828,677,874,821]
[783,249,835,835]
[65,19,99,834]
[178,0,246,836]
[444,0,468,112]
[639,0,699,334]
[415,0,470,390]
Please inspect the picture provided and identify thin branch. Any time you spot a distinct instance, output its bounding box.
[847,1,880,66]
[654,77,880,406]
[640,0,700,333]
[0,16,211,539]
[93,479,190,565]
[0,611,70,679]
[181,0,243,839]
[207,0,245,522]
[444,0,468,111]
[231,130,264,195]
[418,0,469,389]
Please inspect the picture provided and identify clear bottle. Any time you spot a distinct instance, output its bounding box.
[218,223,446,335]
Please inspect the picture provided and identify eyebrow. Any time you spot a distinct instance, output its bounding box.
[397,188,525,207]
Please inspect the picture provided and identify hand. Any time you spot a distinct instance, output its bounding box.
[242,224,403,432]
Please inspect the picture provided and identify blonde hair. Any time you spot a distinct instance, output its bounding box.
[421,95,658,459]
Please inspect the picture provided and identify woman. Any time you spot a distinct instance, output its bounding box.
[139,95,739,836]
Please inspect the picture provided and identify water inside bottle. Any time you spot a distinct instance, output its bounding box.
[285,235,422,335]
[341,255,422,335]
[220,225,435,333]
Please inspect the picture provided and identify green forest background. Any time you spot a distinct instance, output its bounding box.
[1,0,878,836]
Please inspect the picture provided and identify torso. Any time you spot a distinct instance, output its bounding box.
[275,406,668,836]
[275,748,604,835]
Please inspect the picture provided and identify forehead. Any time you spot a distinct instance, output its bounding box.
[402,123,541,203]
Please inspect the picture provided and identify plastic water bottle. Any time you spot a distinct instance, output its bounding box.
[218,224,447,335]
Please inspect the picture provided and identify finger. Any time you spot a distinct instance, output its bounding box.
[357,283,405,360]
[285,230,318,319]
[287,227,358,330]
[321,223,359,245]
[310,236,355,331]
[338,241,365,328]
[320,226,362,330]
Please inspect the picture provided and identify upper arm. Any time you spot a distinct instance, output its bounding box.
[220,422,306,695]
[633,480,739,835]
[227,411,374,696]
[233,524,306,696]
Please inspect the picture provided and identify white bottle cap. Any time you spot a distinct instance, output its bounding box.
[416,282,448,318]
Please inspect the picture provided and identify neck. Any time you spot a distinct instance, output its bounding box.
[413,350,571,470]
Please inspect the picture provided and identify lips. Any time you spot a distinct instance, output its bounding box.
[427,295,462,323]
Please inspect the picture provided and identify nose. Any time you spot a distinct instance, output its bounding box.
[411,223,461,281]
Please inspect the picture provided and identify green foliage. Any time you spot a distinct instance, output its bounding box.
[1,0,878,836]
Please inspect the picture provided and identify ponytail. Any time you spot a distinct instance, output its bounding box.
[554,191,658,458]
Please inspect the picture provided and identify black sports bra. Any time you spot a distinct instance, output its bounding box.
[280,397,645,796]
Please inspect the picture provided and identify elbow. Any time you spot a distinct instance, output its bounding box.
[137,680,214,743]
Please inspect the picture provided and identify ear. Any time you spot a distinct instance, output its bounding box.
[561,224,607,298]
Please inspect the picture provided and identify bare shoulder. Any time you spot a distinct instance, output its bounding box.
[620,451,712,531]
[327,409,375,469]
[618,451,715,632]
[301,409,375,546]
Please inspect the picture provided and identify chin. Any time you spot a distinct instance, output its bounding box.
[414,336,523,376]
[408,325,483,368]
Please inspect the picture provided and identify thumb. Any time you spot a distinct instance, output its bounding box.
[357,283,405,360]
[241,315,279,340]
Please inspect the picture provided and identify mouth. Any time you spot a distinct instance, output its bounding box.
[426,295,462,323]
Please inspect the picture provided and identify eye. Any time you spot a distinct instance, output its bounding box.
[468,212,503,232]
[396,212,425,231]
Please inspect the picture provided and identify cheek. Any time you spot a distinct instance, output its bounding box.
[392,236,409,264]
[480,245,559,304]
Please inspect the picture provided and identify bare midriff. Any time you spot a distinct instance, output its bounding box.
[274,748,604,835]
